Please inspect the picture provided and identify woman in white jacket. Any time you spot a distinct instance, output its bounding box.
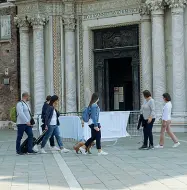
[155,93,180,148]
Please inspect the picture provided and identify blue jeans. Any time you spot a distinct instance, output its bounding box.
[16,124,33,153]
[41,125,63,148]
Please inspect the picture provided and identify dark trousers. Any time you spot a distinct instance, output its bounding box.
[16,124,33,153]
[41,124,55,147]
[143,119,155,146]
[85,124,101,149]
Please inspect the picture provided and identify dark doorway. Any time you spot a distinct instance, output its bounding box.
[94,24,140,111]
[104,58,133,111]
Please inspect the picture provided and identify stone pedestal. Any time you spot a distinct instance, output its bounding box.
[151,9,166,113]
[64,17,77,113]
[171,7,186,112]
[141,15,152,94]
[30,17,46,114]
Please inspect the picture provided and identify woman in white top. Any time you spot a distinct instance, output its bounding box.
[155,93,180,148]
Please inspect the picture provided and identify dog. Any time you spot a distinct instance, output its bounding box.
[73,141,95,154]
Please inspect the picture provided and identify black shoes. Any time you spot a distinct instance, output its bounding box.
[139,145,148,150]
[16,152,25,155]
[139,145,154,150]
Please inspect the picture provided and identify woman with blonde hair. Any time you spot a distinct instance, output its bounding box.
[155,93,180,148]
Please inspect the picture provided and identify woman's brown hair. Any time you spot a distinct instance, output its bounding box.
[143,90,151,98]
[163,93,171,101]
[88,93,99,107]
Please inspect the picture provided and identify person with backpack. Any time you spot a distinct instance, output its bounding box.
[40,95,70,154]
[80,93,108,155]
[16,92,37,155]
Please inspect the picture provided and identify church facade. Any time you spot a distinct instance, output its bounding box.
[1,0,187,130]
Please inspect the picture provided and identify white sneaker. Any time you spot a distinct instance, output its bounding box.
[41,148,47,154]
[98,150,108,156]
[79,147,87,155]
[155,144,164,149]
[60,148,70,153]
[33,145,39,152]
[172,142,180,148]
[51,146,60,151]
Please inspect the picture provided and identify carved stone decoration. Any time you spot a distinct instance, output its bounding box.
[94,25,139,50]
[146,0,165,11]
[63,16,76,31]
[139,3,150,15]
[14,16,29,28]
[165,0,187,8]
[28,16,47,28]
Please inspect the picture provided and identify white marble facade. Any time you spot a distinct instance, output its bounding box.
[13,0,187,127]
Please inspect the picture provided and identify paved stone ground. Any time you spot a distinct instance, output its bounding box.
[0,129,187,190]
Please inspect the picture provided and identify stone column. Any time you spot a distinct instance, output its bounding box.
[64,16,77,112]
[166,0,186,112]
[14,17,30,96]
[29,17,46,114]
[140,4,152,95]
[146,0,166,113]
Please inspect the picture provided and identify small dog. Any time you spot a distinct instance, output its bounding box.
[73,141,95,154]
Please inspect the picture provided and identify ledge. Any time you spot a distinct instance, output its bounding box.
[0,39,11,43]
[0,2,15,9]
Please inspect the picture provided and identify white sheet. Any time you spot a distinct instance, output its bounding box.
[84,111,130,141]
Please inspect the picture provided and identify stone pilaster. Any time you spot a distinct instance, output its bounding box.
[165,0,187,112]
[146,0,166,113]
[14,17,30,96]
[29,16,46,114]
[140,4,152,99]
[63,0,77,113]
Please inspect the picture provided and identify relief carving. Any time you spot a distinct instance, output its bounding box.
[94,26,139,50]
[146,0,165,11]
[165,0,187,8]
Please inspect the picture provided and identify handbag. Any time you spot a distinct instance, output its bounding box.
[22,101,35,126]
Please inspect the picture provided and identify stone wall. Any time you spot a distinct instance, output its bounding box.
[0,5,19,121]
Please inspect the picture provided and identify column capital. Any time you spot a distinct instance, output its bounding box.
[63,15,76,31]
[146,0,165,11]
[14,16,29,31]
[165,0,187,8]
[28,16,48,29]
[139,3,150,16]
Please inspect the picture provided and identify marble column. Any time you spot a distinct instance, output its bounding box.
[140,6,152,95]
[64,17,77,112]
[30,17,46,114]
[146,0,166,113]
[15,18,30,96]
[168,2,186,112]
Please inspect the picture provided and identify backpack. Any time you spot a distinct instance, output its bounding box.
[10,106,17,123]
[10,101,23,123]
[82,107,91,123]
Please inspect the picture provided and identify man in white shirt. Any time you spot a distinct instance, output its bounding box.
[16,92,37,155]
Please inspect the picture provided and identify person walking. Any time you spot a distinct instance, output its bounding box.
[79,93,108,155]
[139,90,156,150]
[40,95,69,154]
[155,93,180,148]
[16,92,37,155]
[33,95,60,152]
